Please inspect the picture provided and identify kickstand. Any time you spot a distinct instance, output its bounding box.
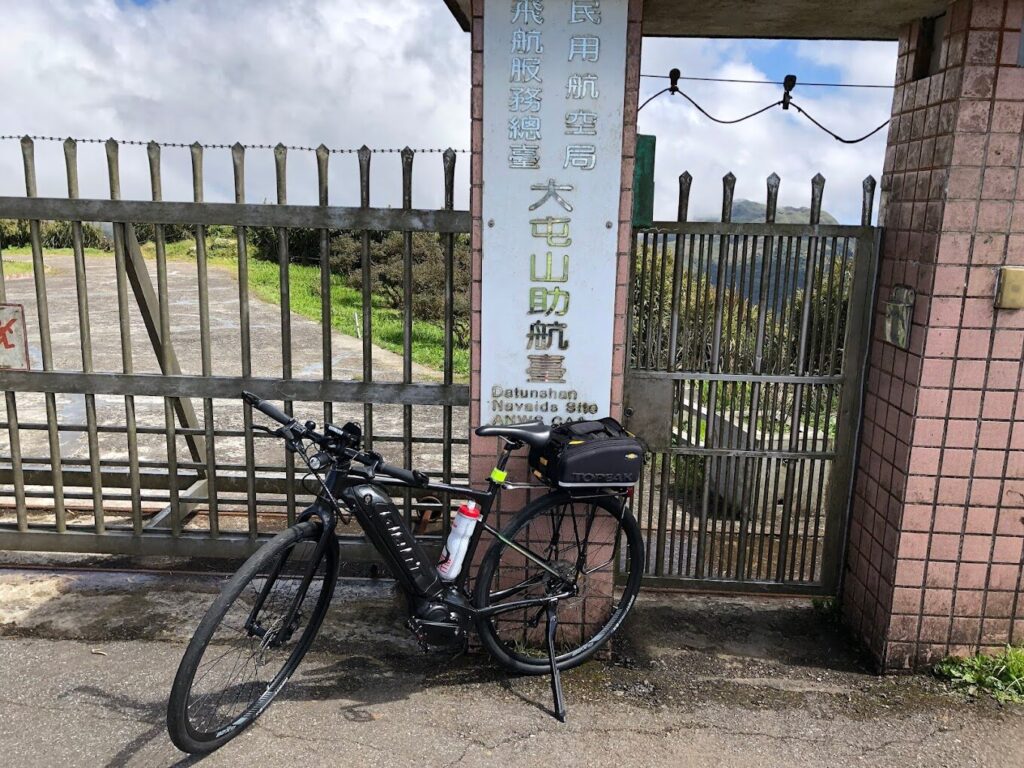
[545,599,566,722]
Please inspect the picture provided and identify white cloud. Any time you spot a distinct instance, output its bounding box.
[639,38,897,223]
[1,3,896,224]
[0,0,470,208]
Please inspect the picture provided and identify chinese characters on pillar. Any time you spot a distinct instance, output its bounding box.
[483,0,626,424]
[506,0,602,389]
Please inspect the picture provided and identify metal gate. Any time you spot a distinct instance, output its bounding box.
[0,137,469,559]
[623,172,880,594]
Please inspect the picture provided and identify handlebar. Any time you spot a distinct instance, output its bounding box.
[375,462,427,487]
[241,390,429,487]
[242,390,295,428]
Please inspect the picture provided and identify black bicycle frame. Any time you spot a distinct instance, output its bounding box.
[334,443,578,619]
[250,440,616,645]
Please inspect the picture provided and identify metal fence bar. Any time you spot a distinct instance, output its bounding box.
[147,142,180,535]
[1,370,469,403]
[232,143,258,537]
[191,143,219,537]
[20,138,67,532]
[316,145,333,427]
[442,149,456,500]
[274,144,296,527]
[0,197,471,233]
[104,140,143,533]
[358,146,374,450]
[401,148,414,525]
[63,138,105,531]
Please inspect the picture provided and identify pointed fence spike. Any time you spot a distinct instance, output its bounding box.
[147,141,162,201]
[231,143,245,204]
[766,172,780,224]
[721,172,736,223]
[677,171,692,223]
[861,175,877,226]
[190,142,204,204]
[274,144,287,205]
[20,136,37,198]
[401,147,414,209]
[104,139,120,201]
[443,149,457,211]
[63,138,79,200]
[809,173,825,226]
[315,145,329,207]
[358,146,371,207]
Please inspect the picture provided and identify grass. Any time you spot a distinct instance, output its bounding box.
[1,260,35,277]
[2,238,469,379]
[935,645,1024,704]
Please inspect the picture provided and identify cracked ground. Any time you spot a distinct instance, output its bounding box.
[0,564,1021,767]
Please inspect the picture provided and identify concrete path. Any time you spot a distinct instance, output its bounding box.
[0,565,1020,767]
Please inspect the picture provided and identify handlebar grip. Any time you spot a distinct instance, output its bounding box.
[242,391,294,427]
[379,462,427,487]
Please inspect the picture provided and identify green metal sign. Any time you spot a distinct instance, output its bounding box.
[632,134,655,228]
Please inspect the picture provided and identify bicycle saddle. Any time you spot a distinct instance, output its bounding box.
[475,421,551,448]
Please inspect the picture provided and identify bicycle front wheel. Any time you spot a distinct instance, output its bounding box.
[167,521,338,754]
[474,491,644,675]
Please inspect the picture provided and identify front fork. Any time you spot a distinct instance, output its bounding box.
[245,501,338,648]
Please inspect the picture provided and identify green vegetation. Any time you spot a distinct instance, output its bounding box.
[1,260,34,277]
[935,646,1024,704]
[244,256,469,378]
[2,218,112,251]
[811,596,843,627]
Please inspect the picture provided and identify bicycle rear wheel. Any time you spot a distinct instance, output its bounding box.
[474,491,644,675]
[167,521,338,754]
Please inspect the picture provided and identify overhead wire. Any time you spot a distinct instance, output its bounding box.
[640,73,893,89]
[637,70,891,144]
[788,100,891,144]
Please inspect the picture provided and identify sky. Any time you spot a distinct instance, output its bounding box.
[0,0,897,223]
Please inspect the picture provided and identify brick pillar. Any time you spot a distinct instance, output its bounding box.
[467,0,644,619]
[844,0,1024,669]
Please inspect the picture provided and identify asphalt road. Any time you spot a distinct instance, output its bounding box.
[0,567,1021,768]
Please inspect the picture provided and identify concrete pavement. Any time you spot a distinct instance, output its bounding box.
[0,564,1021,767]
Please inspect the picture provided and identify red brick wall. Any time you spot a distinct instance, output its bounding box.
[845,0,1024,669]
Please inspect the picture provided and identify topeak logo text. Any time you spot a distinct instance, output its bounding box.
[570,472,636,483]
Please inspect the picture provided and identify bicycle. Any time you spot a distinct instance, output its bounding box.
[167,391,645,754]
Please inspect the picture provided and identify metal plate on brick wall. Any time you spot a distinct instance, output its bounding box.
[623,373,673,451]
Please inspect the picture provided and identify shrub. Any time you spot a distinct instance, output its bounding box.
[40,220,113,250]
[0,219,31,248]
[249,227,472,346]
[2,219,113,251]
[131,222,194,244]
[248,226,325,263]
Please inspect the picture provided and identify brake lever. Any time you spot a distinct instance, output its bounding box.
[361,451,383,479]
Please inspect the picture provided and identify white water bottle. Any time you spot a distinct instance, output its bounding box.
[437,500,481,581]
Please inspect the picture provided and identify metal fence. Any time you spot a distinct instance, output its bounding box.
[0,137,469,559]
[624,171,880,594]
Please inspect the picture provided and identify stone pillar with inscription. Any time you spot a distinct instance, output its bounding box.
[468,0,643,639]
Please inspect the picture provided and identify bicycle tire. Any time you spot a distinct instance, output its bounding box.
[473,491,644,675]
[167,521,338,754]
